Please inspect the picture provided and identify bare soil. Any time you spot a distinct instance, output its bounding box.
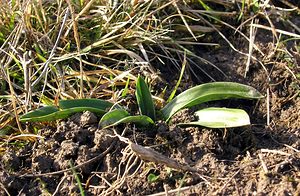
[1,28,300,196]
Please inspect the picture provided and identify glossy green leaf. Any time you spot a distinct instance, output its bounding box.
[104,115,154,128]
[20,99,113,122]
[20,106,108,123]
[178,107,250,128]
[99,109,130,128]
[135,76,156,121]
[162,82,263,122]
[99,109,154,128]
[56,107,107,118]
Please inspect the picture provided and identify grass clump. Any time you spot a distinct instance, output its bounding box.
[0,0,227,135]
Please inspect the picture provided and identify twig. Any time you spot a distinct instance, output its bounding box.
[218,169,241,194]
[0,181,10,196]
[283,144,300,153]
[250,24,300,38]
[267,88,270,126]
[258,153,269,173]
[260,149,291,156]
[146,181,208,196]
[52,174,68,196]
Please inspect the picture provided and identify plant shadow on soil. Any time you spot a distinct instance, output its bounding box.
[1,34,300,195]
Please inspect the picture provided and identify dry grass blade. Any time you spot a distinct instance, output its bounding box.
[6,68,23,133]
[1,0,228,135]
[250,24,300,38]
[7,134,44,142]
[0,181,10,196]
[245,18,258,77]
[173,1,197,40]
[66,0,84,98]
[31,8,70,87]
[130,142,197,173]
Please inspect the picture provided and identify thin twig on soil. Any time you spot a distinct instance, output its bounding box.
[251,24,300,38]
[283,144,300,153]
[0,181,11,196]
[267,88,270,126]
[52,174,68,196]
[260,149,292,156]
[217,169,241,195]
[258,153,269,173]
[146,181,208,196]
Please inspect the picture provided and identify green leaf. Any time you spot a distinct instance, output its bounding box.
[106,115,154,128]
[0,126,14,136]
[178,107,250,128]
[19,106,59,122]
[56,107,107,118]
[59,98,113,111]
[99,109,130,128]
[20,106,109,123]
[99,109,154,128]
[135,76,156,121]
[147,173,160,183]
[20,99,113,122]
[161,82,263,122]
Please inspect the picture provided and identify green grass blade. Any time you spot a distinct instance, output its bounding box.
[198,0,212,11]
[69,161,85,196]
[0,95,12,99]
[135,76,156,121]
[122,77,130,97]
[59,99,113,111]
[178,107,250,128]
[167,52,187,103]
[162,82,263,122]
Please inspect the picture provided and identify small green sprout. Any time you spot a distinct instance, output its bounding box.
[99,77,263,129]
[147,173,160,183]
[20,76,263,129]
